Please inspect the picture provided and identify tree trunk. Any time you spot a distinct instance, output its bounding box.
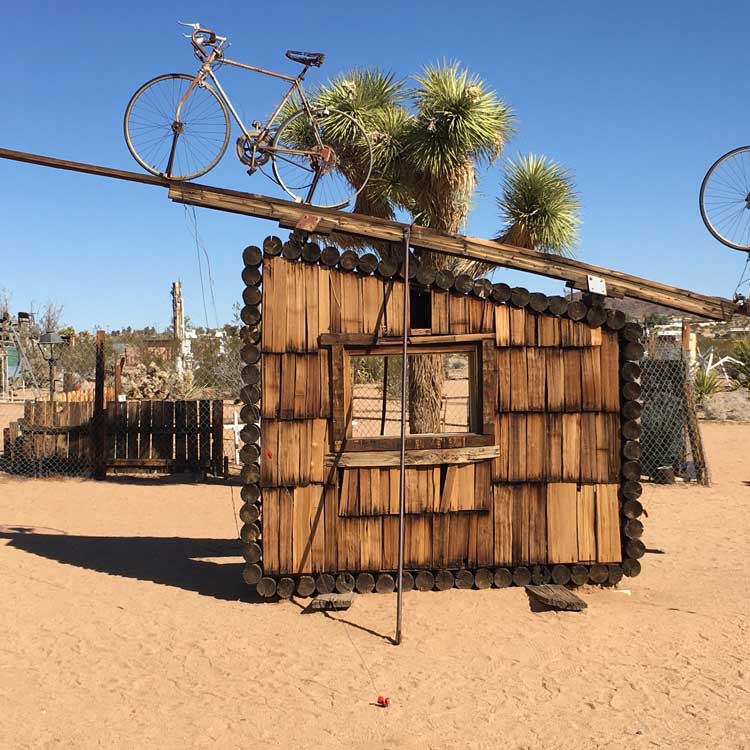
[408,353,443,434]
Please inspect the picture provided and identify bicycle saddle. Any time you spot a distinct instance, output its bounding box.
[285,50,325,67]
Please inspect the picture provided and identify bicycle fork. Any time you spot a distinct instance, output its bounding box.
[166,72,207,178]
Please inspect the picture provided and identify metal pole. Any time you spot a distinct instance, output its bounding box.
[395,227,411,645]
[48,359,54,401]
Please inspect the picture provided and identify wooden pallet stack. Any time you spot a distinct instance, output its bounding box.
[238,236,645,598]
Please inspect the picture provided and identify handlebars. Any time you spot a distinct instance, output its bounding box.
[178,21,226,51]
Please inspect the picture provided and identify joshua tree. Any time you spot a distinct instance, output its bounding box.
[496,153,581,253]
[282,65,579,433]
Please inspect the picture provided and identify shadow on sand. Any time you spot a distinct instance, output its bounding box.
[0,526,264,603]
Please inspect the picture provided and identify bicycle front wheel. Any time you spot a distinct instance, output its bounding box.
[271,108,373,209]
[700,145,750,251]
[124,73,230,181]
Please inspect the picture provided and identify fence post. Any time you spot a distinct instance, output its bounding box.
[92,330,107,479]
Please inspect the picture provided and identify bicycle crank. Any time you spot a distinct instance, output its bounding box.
[235,132,272,172]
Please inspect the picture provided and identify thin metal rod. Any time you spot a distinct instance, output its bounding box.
[395,227,411,646]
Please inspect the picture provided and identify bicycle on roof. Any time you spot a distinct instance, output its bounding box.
[123,22,373,209]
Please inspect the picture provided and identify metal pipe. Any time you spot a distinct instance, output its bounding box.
[395,227,411,646]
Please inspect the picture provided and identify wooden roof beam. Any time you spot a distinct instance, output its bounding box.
[168,182,741,321]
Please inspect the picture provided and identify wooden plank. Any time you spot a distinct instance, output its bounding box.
[431,513,450,568]
[512,483,530,564]
[493,484,513,565]
[600,330,620,412]
[278,487,294,573]
[329,267,343,333]
[271,258,289,352]
[384,279,406,337]
[595,413,610,483]
[482,339,498,433]
[449,295,469,335]
[341,271,363,335]
[310,419,327,484]
[509,348,528,411]
[473,459,492,511]
[337,517,361,571]
[562,350,582,411]
[497,348,511,412]
[317,265,331,337]
[308,592,355,611]
[509,307,527,346]
[292,356,308,419]
[330,346,346,442]
[319,348,331,419]
[362,275,386,336]
[580,348,602,411]
[382,515,399,569]
[279,353,297,420]
[494,305,510,347]
[579,412,597,482]
[576,484,597,562]
[445,513,467,568]
[537,315,560,347]
[431,290,449,335]
[525,584,587,611]
[528,483,548,564]
[547,413,563,482]
[524,311,537,346]
[326,444,500,468]
[260,419,279,486]
[561,413,581,482]
[304,262,320,352]
[1,149,730,319]
[606,412,621,480]
[360,517,382,570]
[455,464,476,511]
[545,349,565,411]
[526,348,546,411]
[358,467,373,515]
[278,421,301,485]
[526,413,547,481]
[388,468,401,515]
[287,261,307,351]
[114,401,126,459]
[335,432,495,452]
[546,483,579,563]
[339,467,359,516]
[261,488,280,574]
[508,413,527,481]
[323,484,338,571]
[595,484,622,563]
[293,485,326,574]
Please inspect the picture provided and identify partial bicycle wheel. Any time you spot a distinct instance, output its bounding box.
[124,73,230,181]
[271,107,373,209]
[700,145,750,251]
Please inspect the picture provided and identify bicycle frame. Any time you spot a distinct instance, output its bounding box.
[172,44,323,172]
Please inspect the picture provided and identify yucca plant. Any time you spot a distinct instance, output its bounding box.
[693,368,723,404]
[497,153,581,254]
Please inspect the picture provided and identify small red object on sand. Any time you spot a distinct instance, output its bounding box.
[376,695,390,707]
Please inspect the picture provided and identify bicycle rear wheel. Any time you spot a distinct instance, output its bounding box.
[124,73,230,181]
[271,107,373,209]
[700,145,750,251]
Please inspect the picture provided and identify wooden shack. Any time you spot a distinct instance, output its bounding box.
[238,237,645,598]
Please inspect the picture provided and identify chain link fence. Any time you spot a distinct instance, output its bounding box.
[350,352,471,437]
[1,331,244,478]
[640,336,709,484]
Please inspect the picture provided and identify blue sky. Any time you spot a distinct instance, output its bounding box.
[2,1,747,331]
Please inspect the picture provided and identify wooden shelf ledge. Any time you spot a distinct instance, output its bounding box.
[325,444,499,468]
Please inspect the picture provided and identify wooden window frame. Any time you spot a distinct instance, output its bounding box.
[326,336,496,453]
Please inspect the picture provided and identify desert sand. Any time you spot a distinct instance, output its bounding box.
[0,421,748,749]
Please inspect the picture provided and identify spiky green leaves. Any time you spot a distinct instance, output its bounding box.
[498,153,581,255]
[406,62,514,175]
